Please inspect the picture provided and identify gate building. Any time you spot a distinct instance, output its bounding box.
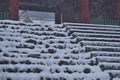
[0,0,120,25]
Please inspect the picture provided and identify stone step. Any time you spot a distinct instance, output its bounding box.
[64,23,120,28]
[2,52,81,59]
[43,38,76,44]
[80,41,120,47]
[99,63,120,71]
[90,51,120,57]
[1,46,80,56]
[1,31,66,37]
[77,37,120,42]
[68,29,120,36]
[73,32,120,38]
[0,72,110,80]
[105,70,120,79]
[113,78,120,80]
[0,21,41,26]
[97,56,120,63]
[0,57,93,66]
[66,26,120,32]
[0,42,35,48]
[82,45,120,52]
[0,65,98,74]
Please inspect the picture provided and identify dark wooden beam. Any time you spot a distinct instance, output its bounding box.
[55,6,61,24]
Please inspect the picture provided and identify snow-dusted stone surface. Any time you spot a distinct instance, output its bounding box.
[0,20,120,80]
[113,78,120,80]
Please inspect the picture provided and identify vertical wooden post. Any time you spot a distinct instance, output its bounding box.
[55,6,61,24]
[9,0,19,20]
[61,0,80,23]
[117,0,120,25]
[61,1,72,23]
[80,0,90,24]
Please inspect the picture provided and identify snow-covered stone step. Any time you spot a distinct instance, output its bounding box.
[73,32,120,38]
[0,65,100,74]
[0,28,66,38]
[23,31,55,36]
[0,41,35,48]
[113,78,120,80]
[0,32,21,37]
[1,52,95,65]
[2,52,28,58]
[0,57,94,66]
[99,63,120,71]
[0,72,110,80]
[13,27,54,33]
[82,45,120,52]
[22,35,56,41]
[97,56,120,63]
[77,37,120,42]
[90,51,120,57]
[1,46,80,55]
[0,57,85,66]
[80,41,120,47]
[66,25,120,32]
[0,20,41,26]
[21,31,67,37]
[64,23,120,28]
[105,70,120,79]
[68,29,120,36]
[53,27,66,32]
[43,38,76,44]
[0,34,56,40]
[2,36,23,42]
[49,43,80,49]
[0,25,66,35]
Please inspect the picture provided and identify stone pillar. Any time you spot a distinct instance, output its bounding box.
[80,0,90,24]
[9,0,19,20]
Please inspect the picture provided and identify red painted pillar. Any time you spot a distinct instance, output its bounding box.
[80,0,90,24]
[117,0,120,25]
[9,0,19,20]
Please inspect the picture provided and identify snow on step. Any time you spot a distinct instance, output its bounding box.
[73,32,120,38]
[97,56,120,63]
[80,51,120,60]
[82,45,120,52]
[77,37,120,42]
[0,56,93,66]
[0,64,101,73]
[66,26,120,32]
[90,51,120,57]
[80,41,120,47]
[0,72,110,80]
[105,70,120,79]
[68,29,120,36]
[113,78,120,80]
[64,22,120,28]
[99,63,120,71]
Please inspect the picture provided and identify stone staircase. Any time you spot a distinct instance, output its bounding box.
[0,21,119,80]
[65,23,120,80]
